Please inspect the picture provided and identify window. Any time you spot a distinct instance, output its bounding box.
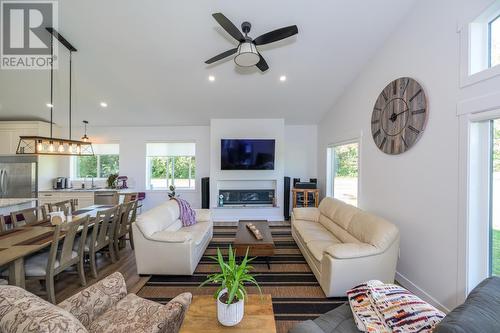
[146,143,196,190]
[467,1,500,75]
[491,119,500,276]
[326,141,359,206]
[490,15,500,68]
[73,144,119,179]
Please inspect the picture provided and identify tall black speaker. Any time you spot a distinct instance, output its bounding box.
[201,177,210,209]
[284,176,291,220]
[293,178,300,188]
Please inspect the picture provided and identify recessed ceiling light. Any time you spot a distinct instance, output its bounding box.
[100,102,108,108]
[279,75,287,82]
[208,75,215,82]
[46,103,54,108]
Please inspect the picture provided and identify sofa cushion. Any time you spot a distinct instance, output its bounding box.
[293,207,321,222]
[0,286,88,333]
[434,276,500,333]
[183,220,213,246]
[318,215,361,244]
[288,303,359,333]
[325,243,379,259]
[195,209,211,222]
[348,211,399,250]
[88,293,191,333]
[308,240,340,262]
[150,230,193,243]
[136,200,181,237]
[59,272,128,328]
[294,220,339,243]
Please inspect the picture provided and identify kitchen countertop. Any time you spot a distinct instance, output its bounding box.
[39,189,137,193]
[0,198,37,208]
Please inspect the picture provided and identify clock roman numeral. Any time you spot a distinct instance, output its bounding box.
[393,81,397,95]
[379,137,387,149]
[390,139,395,153]
[409,89,422,103]
[412,108,426,115]
[373,129,381,138]
[407,125,420,134]
[371,119,380,124]
[401,79,409,97]
[373,107,382,112]
[381,90,388,102]
[401,136,408,148]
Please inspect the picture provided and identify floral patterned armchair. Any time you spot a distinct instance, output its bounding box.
[0,272,191,333]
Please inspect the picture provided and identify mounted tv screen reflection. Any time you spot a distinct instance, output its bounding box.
[221,139,275,170]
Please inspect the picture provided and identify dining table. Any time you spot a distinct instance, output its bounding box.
[0,204,114,288]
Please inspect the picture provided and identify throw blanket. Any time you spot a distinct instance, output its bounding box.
[173,198,196,227]
[347,281,445,333]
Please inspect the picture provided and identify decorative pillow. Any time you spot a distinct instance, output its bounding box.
[347,280,391,333]
[369,283,445,333]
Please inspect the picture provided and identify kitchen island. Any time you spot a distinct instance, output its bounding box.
[0,199,37,216]
[38,189,137,208]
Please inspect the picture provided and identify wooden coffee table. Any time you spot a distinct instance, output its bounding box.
[234,221,275,269]
[179,294,276,333]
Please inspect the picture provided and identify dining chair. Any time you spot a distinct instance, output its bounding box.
[10,206,48,228]
[48,199,76,215]
[113,201,137,259]
[85,206,120,278]
[121,192,138,203]
[0,215,5,233]
[128,200,138,250]
[24,215,90,304]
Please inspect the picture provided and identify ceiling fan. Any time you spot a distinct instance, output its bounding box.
[205,13,298,72]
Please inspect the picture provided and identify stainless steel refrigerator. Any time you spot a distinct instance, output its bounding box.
[0,156,38,198]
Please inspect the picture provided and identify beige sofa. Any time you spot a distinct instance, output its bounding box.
[292,197,399,297]
[0,272,191,333]
[132,200,212,275]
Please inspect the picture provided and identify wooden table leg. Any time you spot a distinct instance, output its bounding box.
[9,258,25,288]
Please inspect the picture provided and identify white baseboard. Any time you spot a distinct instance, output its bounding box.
[396,272,451,313]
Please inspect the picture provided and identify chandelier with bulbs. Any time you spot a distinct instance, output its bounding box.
[16,28,93,156]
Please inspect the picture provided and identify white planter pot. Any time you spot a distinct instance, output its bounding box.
[217,289,244,326]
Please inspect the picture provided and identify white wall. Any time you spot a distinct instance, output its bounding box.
[210,119,285,221]
[284,125,318,181]
[317,0,500,311]
[60,125,210,211]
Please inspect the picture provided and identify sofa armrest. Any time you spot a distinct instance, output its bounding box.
[325,243,380,259]
[58,272,127,329]
[292,207,320,222]
[195,209,211,223]
[149,230,193,243]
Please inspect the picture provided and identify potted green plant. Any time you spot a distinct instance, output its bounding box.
[199,246,261,326]
[106,173,118,189]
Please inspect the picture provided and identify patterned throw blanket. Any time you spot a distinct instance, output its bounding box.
[173,198,196,227]
[347,280,445,333]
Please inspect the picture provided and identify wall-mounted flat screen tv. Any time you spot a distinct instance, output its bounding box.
[221,139,275,170]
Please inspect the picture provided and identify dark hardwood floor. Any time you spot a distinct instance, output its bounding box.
[25,245,149,304]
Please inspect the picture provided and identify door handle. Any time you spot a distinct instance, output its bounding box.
[2,169,7,195]
[0,170,3,194]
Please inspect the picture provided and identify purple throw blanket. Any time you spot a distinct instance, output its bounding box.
[173,198,196,227]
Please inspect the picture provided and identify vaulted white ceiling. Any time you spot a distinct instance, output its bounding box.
[0,0,416,126]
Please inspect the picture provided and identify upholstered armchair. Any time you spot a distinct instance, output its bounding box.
[0,272,191,333]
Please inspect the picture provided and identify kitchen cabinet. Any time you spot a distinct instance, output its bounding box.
[39,191,94,210]
[0,121,54,155]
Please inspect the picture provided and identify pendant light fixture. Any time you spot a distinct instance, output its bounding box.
[16,28,93,156]
[81,120,90,142]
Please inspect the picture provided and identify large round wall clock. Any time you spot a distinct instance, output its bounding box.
[371,77,428,155]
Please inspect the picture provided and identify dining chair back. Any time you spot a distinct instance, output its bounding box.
[10,206,47,228]
[24,216,90,303]
[48,199,76,215]
[122,192,138,203]
[87,205,120,278]
[0,215,5,233]
[113,201,136,258]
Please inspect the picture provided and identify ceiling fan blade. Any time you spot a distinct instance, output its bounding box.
[212,13,245,42]
[253,25,298,45]
[205,48,238,64]
[255,54,269,72]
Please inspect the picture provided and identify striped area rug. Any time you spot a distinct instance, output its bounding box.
[138,223,347,333]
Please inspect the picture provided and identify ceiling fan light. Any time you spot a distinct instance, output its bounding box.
[234,42,260,67]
